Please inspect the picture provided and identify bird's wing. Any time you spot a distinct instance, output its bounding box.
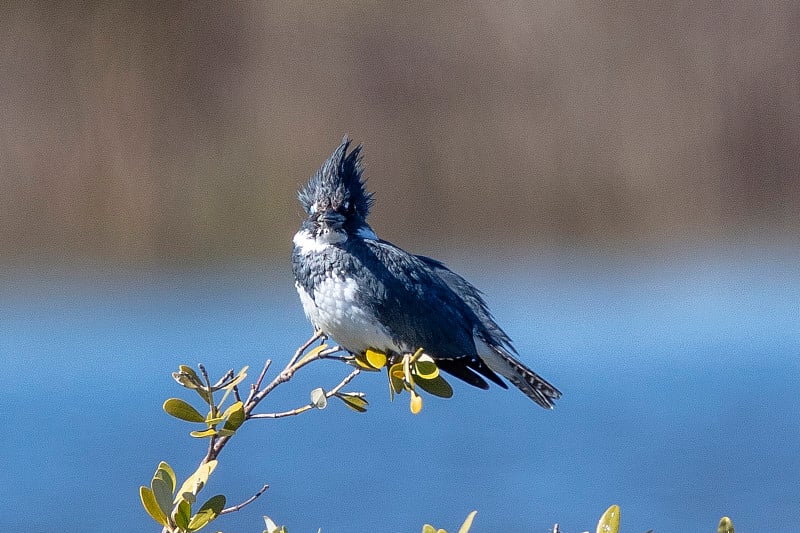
[414,254,516,353]
[416,254,562,409]
[357,239,505,389]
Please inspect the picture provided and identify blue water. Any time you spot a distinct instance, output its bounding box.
[2,246,799,532]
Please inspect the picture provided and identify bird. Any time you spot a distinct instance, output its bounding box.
[291,138,561,408]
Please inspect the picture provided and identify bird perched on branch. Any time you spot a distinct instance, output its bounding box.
[291,138,561,408]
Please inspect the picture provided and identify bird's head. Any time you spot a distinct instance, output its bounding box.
[297,138,375,244]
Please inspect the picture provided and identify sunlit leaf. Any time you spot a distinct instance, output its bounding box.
[140,486,169,527]
[457,511,477,533]
[334,392,369,413]
[310,387,328,409]
[219,365,249,390]
[187,494,225,531]
[173,498,191,530]
[163,398,206,423]
[173,365,203,389]
[415,375,453,398]
[718,516,734,533]
[222,401,245,432]
[298,343,329,366]
[175,460,218,503]
[403,353,413,384]
[365,348,387,369]
[410,391,423,414]
[263,515,288,533]
[190,428,218,439]
[596,505,620,533]
[205,414,225,426]
[421,525,437,533]
[155,462,177,494]
[414,354,439,379]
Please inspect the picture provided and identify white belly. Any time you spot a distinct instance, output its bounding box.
[295,276,400,355]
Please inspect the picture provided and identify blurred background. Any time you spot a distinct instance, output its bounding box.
[2,2,799,532]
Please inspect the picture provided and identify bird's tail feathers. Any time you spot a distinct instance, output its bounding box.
[475,335,561,409]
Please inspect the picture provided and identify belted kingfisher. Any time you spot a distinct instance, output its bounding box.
[291,138,561,408]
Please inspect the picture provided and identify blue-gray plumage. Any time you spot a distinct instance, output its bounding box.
[292,138,561,408]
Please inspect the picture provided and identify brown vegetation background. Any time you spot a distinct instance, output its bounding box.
[2,2,798,264]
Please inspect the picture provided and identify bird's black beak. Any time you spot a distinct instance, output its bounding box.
[317,209,345,230]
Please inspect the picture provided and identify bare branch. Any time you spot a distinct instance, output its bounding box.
[250,368,361,419]
[219,484,269,515]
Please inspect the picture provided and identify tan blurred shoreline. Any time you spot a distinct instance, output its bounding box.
[2,2,798,264]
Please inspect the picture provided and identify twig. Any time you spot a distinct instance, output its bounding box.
[212,369,235,389]
[219,484,269,515]
[250,367,361,419]
[245,359,272,406]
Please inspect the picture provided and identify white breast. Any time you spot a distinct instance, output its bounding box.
[295,276,399,354]
[293,228,399,355]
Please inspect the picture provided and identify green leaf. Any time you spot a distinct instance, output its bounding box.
[334,392,369,413]
[388,363,406,393]
[155,461,177,494]
[457,511,477,533]
[187,494,226,531]
[151,476,174,522]
[415,375,453,398]
[219,365,249,390]
[718,516,734,533]
[222,401,245,431]
[310,387,328,409]
[596,505,620,533]
[421,525,437,533]
[175,460,218,503]
[298,343,329,366]
[173,365,203,389]
[173,498,192,530]
[190,428,218,439]
[204,414,225,426]
[140,486,169,526]
[163,398,206,423]
[414,354,439,379]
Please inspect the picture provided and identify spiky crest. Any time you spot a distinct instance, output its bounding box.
[298,137,373,219]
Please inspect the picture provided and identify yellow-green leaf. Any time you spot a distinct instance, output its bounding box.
[335,392,369,413]
[220,366,249,390]
[222,401,245,432]
[190,428,217,439]
[718,516,734,533]
[140,486,169,527]
[163,398,206,423]
[173,366,203,389]
[298,343,329,366]
[151,476,174,521]
[410,391,423,414]
[365,348,387,369]
[414,354,439,379]
[187,494,226,531]
[173,498,191,530]
[175,460,218,503]
[389,365,405,395]
[596,505,620,533]
[457,511,477,533]
[155,462,176,494]
[415,375,453,398]
[421,525,437,533]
